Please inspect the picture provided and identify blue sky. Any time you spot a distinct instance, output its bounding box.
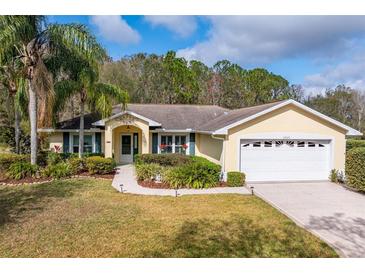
[49,16,365,93]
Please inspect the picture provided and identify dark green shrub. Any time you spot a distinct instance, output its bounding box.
[346,147,365,191]
[135,163,163,181]
[227,172,245,187]
[137,153,192,166]
[47,152,63,166]
[41,162,71,179]
[85,156,116,174]
[58,152,104,160]
[0,153,29,172]
[68,157,86,174]
[346,139,365,151]
[164,160,221,189]
[6,161,38,180]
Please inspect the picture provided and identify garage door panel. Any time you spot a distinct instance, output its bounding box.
[240,139,330,181]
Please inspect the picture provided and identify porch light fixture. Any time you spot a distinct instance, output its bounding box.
[126,125,130,130]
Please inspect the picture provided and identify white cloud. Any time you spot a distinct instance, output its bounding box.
[144,16,197,38]
[304,53,365,94]
[90,16,140,45]
[177,16,365,66]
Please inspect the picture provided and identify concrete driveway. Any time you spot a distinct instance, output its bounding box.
[248,181,365,257]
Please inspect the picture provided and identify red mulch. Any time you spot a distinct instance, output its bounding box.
[138,180,172,189]
[138,180,228,189]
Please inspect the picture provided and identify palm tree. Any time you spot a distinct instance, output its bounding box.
[54,64,129,158]
[0,16,106,164]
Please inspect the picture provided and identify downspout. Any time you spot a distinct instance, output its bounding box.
[211,134,227,182]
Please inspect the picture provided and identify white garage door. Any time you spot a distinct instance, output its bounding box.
[240,139,331,181]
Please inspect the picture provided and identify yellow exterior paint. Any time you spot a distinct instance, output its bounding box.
[104,114,150,162]
[47,103,349,174]
[224,104,347,172]
[48,133,63,152]
[195,133,223,164]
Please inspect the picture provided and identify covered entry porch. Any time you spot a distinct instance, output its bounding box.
[102,113,152,164]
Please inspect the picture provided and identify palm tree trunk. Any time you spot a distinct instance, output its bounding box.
[28,80,37,165]
[79,100,84,158]
[14,107,21,154]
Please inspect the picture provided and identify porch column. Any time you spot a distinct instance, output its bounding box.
[105,125,113,158]
[140,122,150,154]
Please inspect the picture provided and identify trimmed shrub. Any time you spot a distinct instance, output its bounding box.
[346,147,365,191]
[346,139,365,151]
[329,169,338,183]
[227,172,245,187]
[6,161,38,180]
[41,162,71,179]
[85,156,116,175]
[135,163,163,181]
[136,153,192,166]
[68,157,86,174]
[0,153,29,172]
[164,160,221,189]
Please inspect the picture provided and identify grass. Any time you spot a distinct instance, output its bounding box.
[0,178,338,258]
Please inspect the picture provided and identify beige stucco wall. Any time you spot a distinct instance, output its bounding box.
[48,133,63,151]
[195,133,223,164]
[104,114,150,162]
[224,104,347,172]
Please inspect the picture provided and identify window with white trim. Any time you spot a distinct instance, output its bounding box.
[71,134,93,153]
[158,134,189,155]
[160,135,173,153]
[175,135,187,154]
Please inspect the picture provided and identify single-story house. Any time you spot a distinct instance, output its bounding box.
[39,99,362,181]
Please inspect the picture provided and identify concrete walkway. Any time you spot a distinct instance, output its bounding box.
[248,181,365,258]
[112,164,250,196]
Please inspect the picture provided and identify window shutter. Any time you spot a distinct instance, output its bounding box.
[152,133,158,154]
[63,132,70,153]
[189,133,195,155]
[95,132,101,153]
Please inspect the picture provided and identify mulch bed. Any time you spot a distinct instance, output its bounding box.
[0,176,52,185]
[0,171,116,186]
[138,180,228,189]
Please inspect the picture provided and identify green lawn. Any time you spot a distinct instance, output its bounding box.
[0,179,337,258]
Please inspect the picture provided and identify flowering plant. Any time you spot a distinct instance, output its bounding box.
[159,144,167,150]
[182,143,188,150]
[53,145,62,153]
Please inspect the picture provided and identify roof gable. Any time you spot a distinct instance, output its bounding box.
[212,99,362,136]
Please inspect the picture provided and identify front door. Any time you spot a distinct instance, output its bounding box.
[121,134,133,163]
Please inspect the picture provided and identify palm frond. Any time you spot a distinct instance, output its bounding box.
[53,79,81,125]
[44,23,108,67]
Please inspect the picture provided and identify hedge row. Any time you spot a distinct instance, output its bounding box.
[346,139,365,151]
[346,147,365,192]
[1,153,115,180]
[135,153,246,189]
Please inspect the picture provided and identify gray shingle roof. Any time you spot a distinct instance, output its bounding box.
[198,100,285,131]
[55,101,286,132]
